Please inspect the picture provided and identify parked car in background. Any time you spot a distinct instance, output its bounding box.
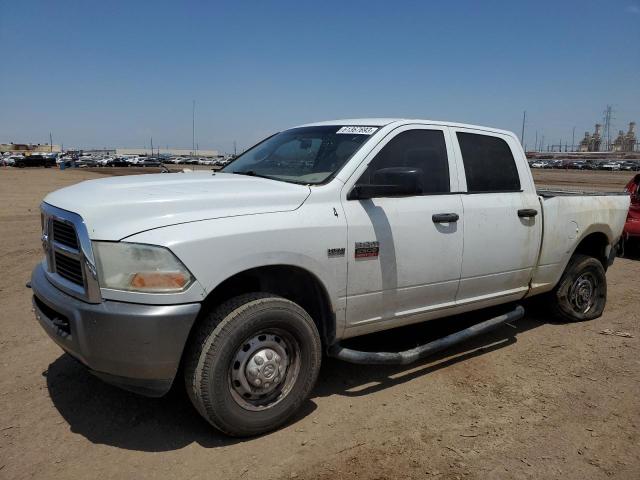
[584,161,598,170]
[568,161,588,169]
[14,154,56,168]
[2,155,21,166]
[76,158,99,168]
[620,161,640,171]
[530,161,547,168]
[600,161,621,171]
[107,158,130,167]
[541,160,563,169]
[139,158,163,167]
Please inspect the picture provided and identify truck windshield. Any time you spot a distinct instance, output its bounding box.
[222,126,376,184]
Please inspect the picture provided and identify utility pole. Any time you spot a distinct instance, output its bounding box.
[534,131,538,152]
[571,126,576,152]
[49,132,53,152]
[602,105,613,151]
[192,100,196,155]
[150,137,153,156]
[520,111,526,146]
[233,141,237,156]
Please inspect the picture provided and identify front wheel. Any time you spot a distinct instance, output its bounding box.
[549,254,607,322]
[184,293,322,437]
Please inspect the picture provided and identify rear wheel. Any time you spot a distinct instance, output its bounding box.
[184,293,321,437]
[549,254,607,322]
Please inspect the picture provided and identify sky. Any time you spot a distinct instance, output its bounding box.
[1,0,639,153]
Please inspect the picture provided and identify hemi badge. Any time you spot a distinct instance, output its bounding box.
[328,248,346,258]
[355,241,379,259]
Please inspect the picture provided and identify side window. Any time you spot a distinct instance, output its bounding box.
[457,132,521,192]
[358,129,450,194]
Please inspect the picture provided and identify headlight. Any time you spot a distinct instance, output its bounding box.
[93,242,194,293]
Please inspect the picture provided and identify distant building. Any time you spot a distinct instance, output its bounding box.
[612,122,636,152]
[578,132,591,152]
[579,124,602,152]
[613,130,626,152]
[624,122,637,152]
[116,148,219,157]
[83,149,116,156]
[0,143,62,154]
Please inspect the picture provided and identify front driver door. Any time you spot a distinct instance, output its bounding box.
[341,125,464,335]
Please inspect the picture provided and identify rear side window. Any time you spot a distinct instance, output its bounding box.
[358,129,450,194]
[457,132,521,192]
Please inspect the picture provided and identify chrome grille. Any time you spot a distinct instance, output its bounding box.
[54,251,84,285]
[52,220,79,249]
[41,203,101,303]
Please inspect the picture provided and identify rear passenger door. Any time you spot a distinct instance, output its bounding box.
[451,128,542,305]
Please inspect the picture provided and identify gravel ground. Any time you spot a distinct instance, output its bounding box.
[1,167,638,480]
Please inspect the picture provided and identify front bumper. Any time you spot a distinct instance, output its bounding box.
[31,263,201,397]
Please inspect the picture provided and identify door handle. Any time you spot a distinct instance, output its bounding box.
[432,213,459,223]
[518,209,538,218]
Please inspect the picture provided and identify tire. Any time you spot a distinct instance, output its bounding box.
[184,293,322,437]
[549,254,607,322]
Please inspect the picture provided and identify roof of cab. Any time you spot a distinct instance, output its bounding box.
[296,118,515,137]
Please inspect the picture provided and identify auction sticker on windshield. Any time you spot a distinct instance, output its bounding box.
[336,126,378,135]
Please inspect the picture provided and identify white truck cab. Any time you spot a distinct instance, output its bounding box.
[31,119,629,436]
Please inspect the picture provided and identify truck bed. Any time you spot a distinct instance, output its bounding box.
[528,191,630,296]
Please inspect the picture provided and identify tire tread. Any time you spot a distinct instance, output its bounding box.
[549,254,607,322]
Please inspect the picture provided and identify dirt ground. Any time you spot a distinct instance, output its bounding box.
[532,169,633,192]
[1,167,638,480]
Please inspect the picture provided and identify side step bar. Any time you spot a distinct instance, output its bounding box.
[327,305,524,366]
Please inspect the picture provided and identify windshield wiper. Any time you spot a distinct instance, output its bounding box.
[231,170,284,182]
[232,170,267,178]
[230,170,309,186]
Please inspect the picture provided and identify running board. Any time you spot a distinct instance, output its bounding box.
[327,305,525,365]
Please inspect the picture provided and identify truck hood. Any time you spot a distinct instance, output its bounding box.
[44,172,311,240]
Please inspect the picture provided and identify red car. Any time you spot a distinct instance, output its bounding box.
[623,174,640,247]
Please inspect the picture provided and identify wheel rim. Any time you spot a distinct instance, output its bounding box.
[228,329,301,411]
[568,272,598,314]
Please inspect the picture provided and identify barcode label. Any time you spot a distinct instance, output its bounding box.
[336,126,378,135]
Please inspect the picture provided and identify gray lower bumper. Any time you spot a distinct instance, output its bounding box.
[31,263,201,397]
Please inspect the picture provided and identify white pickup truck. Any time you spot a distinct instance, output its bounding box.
[31,118,629,436]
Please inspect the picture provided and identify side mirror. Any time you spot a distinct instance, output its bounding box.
[348,167,423,200]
